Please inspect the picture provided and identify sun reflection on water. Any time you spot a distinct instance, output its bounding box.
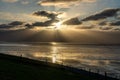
[32,47,63,63]
[50,42,57,45]
[51,47,62,63]
[52,54,57,63]
[51,47,58,63]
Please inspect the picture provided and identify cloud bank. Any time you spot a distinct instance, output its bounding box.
[1,8,120,31]
[64,8,120,25]
[0,21,26,31]
[82,8,120,21]
[63,8,120,31]
[0,10,62,31]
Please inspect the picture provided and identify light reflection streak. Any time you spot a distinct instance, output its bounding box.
[50,46,68,64]
[51,47,61,63]
[32,47,63,63]
[52,54,57,63]
[50,42,57,45]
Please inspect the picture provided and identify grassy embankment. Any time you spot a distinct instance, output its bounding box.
[0,53,118,80]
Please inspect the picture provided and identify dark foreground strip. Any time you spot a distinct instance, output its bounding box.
[0,53,119,80]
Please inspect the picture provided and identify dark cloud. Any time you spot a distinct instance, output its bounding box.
[0,21,26,31]
[82,8,120,21]
[75,25,95,29]
[0,24,13,29]
[33,11,59,20]
[110,21,120,26]
[33,10,60,26]
[32,20,58,26]
[8,21,24,26]
[0,21,24,29]
[25,24,33,28]
[98,21,107,26]
[0,11,61,30]
[31,20,56,26]
[31,22,45,26]
[63,17,82,25]
[63,8,120,25]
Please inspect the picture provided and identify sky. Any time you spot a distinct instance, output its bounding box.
[0,0,120,44]
[0,0,120,24]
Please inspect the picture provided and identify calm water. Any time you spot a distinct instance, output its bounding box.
[0,43,120,78]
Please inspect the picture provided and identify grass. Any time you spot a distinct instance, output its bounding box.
[0,53,118,80]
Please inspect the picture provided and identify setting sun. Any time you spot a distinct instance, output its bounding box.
[54,22,62,29]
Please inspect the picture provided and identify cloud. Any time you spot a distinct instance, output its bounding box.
[38,0,96,7]
[31,20,58,26]
[31,18,60,27]
[75,25,94,29]
[0,21,35,31]
[63,17,82,25]
[82,8,120,21]
[0,12,48,24]
[0,21,26,31]
[8,21,24,26]
[98,21,107,26]
[114,28,120,31]
[31,22,45,26]
[33,10,60,20]
[0,24,13,29]
[110,21,120,26]
[1,0,18,3]
[24,24,33,28]
[33,10,61,26]
[0,11,61,28]
[99,26,113,30]
[63,8,120,26]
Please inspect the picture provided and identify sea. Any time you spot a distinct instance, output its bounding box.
[0,42,120,78]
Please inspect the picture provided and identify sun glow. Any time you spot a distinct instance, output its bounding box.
[54,22,62,29]
[51,42,57,45]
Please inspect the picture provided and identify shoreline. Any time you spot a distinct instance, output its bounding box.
[0,53,119,80]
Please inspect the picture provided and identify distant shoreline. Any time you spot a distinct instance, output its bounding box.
[0,42,120,46]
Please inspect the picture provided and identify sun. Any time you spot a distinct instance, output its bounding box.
[54,22,62,29]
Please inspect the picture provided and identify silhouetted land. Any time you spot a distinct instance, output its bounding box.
[0,53,118,80]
